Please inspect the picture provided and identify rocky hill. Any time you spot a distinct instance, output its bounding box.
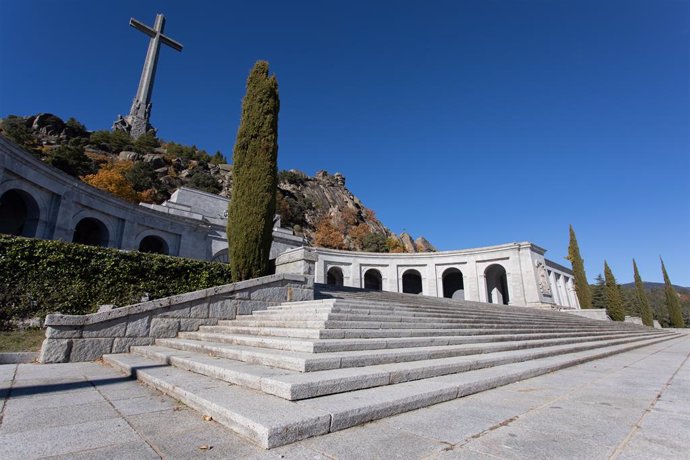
[1,113,435,252]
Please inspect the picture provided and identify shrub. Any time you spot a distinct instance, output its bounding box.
[48,144,95,177]
[0,235,232,326]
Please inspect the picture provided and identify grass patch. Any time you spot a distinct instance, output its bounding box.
[0,329,45,352]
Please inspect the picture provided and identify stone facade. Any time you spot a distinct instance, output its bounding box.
[277,246,580,309]
[0,136,305,262]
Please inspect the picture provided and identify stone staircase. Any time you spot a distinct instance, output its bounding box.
[103,289,678,449]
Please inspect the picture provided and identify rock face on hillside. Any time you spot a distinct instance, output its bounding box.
[0,113,435,252]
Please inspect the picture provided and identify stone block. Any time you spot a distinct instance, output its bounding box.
[39,339,72,364]
[69,338,114,362]
[45,326,82,339]
[188,301,209,318]
[125,314,151,337]
[209,299,237,319]
[249,286,288,302]
[112,337,156,354]
[82,320,127,338]
[149,318,180,338]
[286,287,314,302]
[157,305,191,318]
[179,319,216,332]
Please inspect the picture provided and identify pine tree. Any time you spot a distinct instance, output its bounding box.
[227,61,280,282]
[633,259,654,327]
[660,257,684,328]
[567,225,592,308]
[603,261,626,321]
[591,274,607,310]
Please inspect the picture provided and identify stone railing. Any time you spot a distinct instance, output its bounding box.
[40,273,313,363]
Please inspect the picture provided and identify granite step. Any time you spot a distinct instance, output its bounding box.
[131,333,663,401]
[204,324,633,339]
[103,334,679,449]
[177,329,654,353]
[225,318,625,330]
[154,330,661,372]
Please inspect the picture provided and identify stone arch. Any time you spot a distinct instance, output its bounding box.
[0,189,40,237]
[327,266,344,286]
[442,267,464,299]
[402,269,423,295]
[485,264,509,305]
[211,249,229,264]
[72,217,109,247]
[363,269,382,291]
[138,235,169,255]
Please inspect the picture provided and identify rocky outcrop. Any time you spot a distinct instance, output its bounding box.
[1,113,436,253]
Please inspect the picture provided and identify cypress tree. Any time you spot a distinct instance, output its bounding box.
[227,61,280,282]
[632,259,654,327]
[603,261,625,321]
[567,225,592,308]
[660,257,684,328]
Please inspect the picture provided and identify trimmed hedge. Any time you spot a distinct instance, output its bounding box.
[0,235,231,325]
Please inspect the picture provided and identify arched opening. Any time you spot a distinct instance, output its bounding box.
[72,217,109,247]
[0,189,40,237]
[442,268,464,299]
[485,264,509,305]
[138,235,168,255]
[327,266,344,286]
[363,269,382,291]
[402,269,423,295]
[211,249,229,264]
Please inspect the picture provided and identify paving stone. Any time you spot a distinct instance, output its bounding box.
[145,423,261,459]
[303,422,445,459]
[109,394,179,416]
[0,365,16,381]
[463,425,613,460]
[90,378,157,401]
[0,418,141,459]
[43,440,160,460]
[383,404,495,444]
[0,400,118,434]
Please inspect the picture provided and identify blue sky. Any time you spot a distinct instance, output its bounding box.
[1,1,688,285]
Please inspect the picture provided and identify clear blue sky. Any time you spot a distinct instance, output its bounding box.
[1,1,688,285]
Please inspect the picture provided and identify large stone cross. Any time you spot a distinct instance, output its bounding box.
[113,13,183,139]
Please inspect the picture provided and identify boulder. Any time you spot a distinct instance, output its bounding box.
[118,151,141,162]
[142,153,166,169]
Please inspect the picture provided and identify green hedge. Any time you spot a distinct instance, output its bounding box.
[0,235,231,325]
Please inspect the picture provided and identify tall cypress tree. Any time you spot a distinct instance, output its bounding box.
[227,61,280,282]
[567,225,592,308]
[603,261,625,321]
[660,257,684,328]
[632,259,654,327]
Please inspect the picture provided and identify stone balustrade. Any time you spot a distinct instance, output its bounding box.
[40,273,313,363]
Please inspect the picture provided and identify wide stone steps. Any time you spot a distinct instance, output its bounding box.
[128,333,659,401]
[103,333,677,449]
[177,329,652,353]
[199,324,629,339]
[154,330,659,372]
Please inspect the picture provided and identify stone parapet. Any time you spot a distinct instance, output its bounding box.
[562,308,610,322]
[39,273,313,363]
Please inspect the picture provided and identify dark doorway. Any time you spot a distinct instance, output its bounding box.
[364,269,382,290]
[138,235,168,254]
[485,264,509,305]
[442,268,464,299]
[72,218,109,247]
[0,189,40,237]
[402,269,423,294]
[327,267,344,286]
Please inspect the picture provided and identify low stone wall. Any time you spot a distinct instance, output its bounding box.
[561,308,610,321]
[40,273,313,363]
[624,316,643,325]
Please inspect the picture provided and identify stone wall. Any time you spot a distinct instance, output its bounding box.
[40,273,313,363]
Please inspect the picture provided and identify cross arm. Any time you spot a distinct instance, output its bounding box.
[160,35,183,52]
[129,18,156,38]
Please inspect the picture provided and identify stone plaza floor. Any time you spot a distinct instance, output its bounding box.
[0,332,688,460]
